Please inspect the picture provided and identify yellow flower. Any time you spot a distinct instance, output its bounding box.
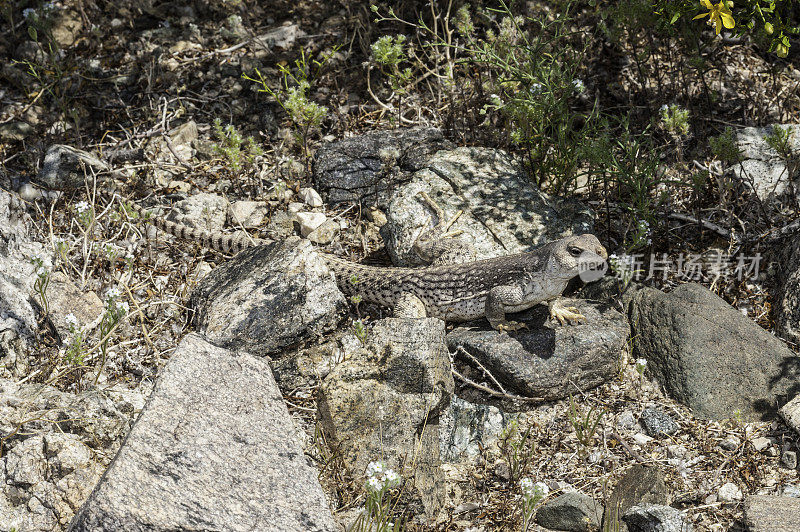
[693,0,735,35]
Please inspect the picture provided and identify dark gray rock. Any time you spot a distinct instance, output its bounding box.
[622,503,693,532]
[190,238,346,356]
[381,147,596,266]
[733,123,800,205]
[317,318,453,520]
[69,333,339,532]
[630,283,800,421]
[640,407,680,437]
[605,466,669,529]
[37,145,109,190]
[313,127,452,206]
[774,235,800,344]
[535,491,603,531]
[446,298,628,400]
[744,495,800,532]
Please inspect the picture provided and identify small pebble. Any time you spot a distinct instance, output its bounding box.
[751,437,772,452]
[781,450,798,470]
[718,482,742,502]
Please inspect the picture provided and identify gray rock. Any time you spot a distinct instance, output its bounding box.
[37,145,109,190]
[535,491,603,531]
[639,407,679,437]
[191,238,346,356]
[744,495,800,532]
[0,121,34,141]
[313,127,453,206]
[439,396,515,462]
[622,503,692,532]
[381,147,595,266]
[45,271,105,339]
[228,200,269,228]
[317,318,453,520]
[446,298,628,400]
[779,393,800,436]
[733,124,800,204]
[69,333,339,532]
[1,432,103,530]
[0,190,53,378]
[605,466,669,529]
[781,450,798,469]
[630,283,799,421]
[773,235,800,343]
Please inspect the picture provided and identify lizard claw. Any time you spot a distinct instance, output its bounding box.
[549,305,586,326]
[494,320,528,332]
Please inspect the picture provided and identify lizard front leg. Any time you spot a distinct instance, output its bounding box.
[548,298,586,325]
[485,285,528,332]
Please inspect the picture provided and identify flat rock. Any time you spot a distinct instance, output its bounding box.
[313,127,453,206]
[190,238,346,356]
[69,333,339,532]
[744,495,800,532]
[446,299,628,400]
[535,491,603,531]
[733,123,800,204]
[317,318,453,520]
[630,283,799,421]
[622,503,693,532]
[605,466,669,528]
[381,147,596,266]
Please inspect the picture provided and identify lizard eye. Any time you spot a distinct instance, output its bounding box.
[568,246,582,257]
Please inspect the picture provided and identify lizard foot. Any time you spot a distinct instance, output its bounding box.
[549,304,586,326]
[493,320,528,332]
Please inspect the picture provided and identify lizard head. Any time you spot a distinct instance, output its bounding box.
[547,234,608,281]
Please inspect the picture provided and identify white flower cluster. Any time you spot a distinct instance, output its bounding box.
[520,478,549,501]
[365,461,401,494]
[106,287,121,301]
[74,201,91,215]
[64,313,79,330]
[635,358,647,371]
[572,79,585,92]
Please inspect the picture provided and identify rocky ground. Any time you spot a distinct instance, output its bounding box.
[2,1,800,531]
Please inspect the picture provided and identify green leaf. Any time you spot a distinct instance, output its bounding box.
[28,26,37,41]
[670,12,680,24]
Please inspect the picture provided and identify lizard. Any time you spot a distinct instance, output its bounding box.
[126,192,608,331]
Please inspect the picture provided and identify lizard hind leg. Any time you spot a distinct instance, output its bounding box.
[413,191,475,266]
[394,292,428,319]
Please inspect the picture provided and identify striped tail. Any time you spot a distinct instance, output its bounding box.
[126,201,264,254]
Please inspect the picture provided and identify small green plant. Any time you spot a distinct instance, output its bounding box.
[352,319,368,345]
[74,200,93,229]
[243,47,338,162]
[568,396,605,457]
[211,118,263,173]
[349,460,404,532]
[497,418,533,483]
[94,287,129,383]
[765,125,794,159]
[659,104,690,137]
[30,253,51,316]
[520,478,549,532]
[709,127,741,163]
[63,313,87,365]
